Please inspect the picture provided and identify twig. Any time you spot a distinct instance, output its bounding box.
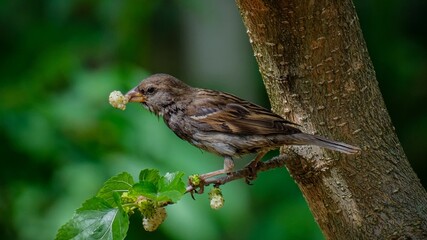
[185,154,294,193]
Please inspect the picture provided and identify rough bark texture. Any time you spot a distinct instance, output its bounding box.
[235,0,427,239]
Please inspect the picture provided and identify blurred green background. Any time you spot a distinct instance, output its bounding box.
[0,1,426,239]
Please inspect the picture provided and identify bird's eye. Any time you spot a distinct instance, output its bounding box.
[146,87,155,94]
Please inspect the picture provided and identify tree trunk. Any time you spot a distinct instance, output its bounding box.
[235,0,427,239]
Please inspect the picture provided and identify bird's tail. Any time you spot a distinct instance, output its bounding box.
[289,133,361,154]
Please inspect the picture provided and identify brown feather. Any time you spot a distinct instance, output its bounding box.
[187,89,301,136]
[126,73,360,161]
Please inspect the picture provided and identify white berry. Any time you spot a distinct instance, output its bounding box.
[209,187,224,210]
[109,90,128,110]
[142,207,167,232]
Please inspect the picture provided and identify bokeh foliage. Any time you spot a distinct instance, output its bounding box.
[0,1,425,240]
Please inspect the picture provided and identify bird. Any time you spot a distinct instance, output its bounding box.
[125,73,360,180]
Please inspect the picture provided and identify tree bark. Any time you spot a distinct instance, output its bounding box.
[235,0,427,239]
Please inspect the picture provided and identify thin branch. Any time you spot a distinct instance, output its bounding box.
[185,153,297,194]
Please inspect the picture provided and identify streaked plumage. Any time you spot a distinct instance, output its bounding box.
[126,74,360,179]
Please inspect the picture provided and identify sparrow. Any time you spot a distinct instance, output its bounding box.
[125,73,360,180]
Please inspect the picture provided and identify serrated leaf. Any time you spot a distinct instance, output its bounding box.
[131,171,186,203]
[130,182,158,199]
[139,169,160,183]
[155,190,185,203]
[157,172,186,202]
[55,197,129,240]
[97,172,134,206]
[160,172,185,190]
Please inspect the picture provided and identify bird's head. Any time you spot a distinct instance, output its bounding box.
[125,73,191,116]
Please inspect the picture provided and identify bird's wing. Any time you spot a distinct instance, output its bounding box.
[186,89,301,135]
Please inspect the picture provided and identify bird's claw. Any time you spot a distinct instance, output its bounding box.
[244,161,259,185]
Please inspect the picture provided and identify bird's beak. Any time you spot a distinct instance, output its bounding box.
[125,88,145,103]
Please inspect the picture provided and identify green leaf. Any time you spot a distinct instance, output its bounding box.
[55,197,129,240]
[157,172,186,202]
[131,182,158,199]
[139,169,161,183]
[97,172,134,206]
[131,170,186,203]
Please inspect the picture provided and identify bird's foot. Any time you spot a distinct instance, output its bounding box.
[243,151,267,184]
[188,169,229,196]
[244,161,259,185]
[188,165,232,198]
[196,157,234,187]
